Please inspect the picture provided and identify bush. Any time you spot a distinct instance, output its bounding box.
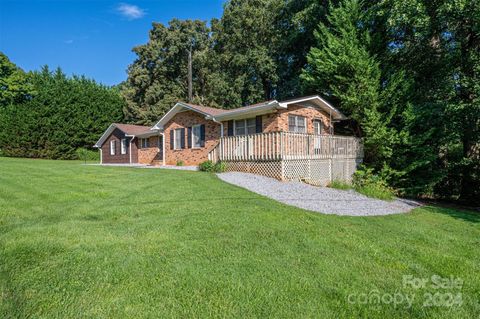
[199,160,226,173]
[75,148,99,162]
[352,166,395,200]
[213,161,227,173]
[199,160,214,172]
[328,180,352,190]
[176,160,184,166]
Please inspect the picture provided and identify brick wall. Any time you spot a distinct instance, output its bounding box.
[220,105,332,136]
[138,136,162,164]
[164,110,221,165]
[276,104,332,134]
[101,128,138,164]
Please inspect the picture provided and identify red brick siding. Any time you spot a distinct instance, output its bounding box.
[101,128,138,164]
[276,104,332,134]
[164,110,221,165]
[220,106,332,136]
[138,136,161,164]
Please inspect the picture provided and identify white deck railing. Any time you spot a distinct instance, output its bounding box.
[208,132,363,162]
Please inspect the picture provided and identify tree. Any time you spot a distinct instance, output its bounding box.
[0,65,125,159]
[0,52,33,107]
[122,19,211,124]
[301,0,405,167]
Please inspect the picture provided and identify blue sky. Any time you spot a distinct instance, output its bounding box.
[0,0,224,86]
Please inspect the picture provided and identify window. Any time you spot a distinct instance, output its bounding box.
[313,120,323,135]
[121,138,127,154]
[140,138,149,148]
[110,140,116,155]
[234,118,256,136]
[288,115,306,133]
[192,124,201,148]
[174,128,182,150]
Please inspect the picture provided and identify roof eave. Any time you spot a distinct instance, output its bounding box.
[213,101,281,121]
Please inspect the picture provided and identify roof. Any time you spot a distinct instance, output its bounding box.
[113,123,153,135]
[177,102,228,116]
[94,123,156,148]
[151,95,347,130]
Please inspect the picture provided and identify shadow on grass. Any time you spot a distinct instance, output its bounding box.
[423,205,480,223]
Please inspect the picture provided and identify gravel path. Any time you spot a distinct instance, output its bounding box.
[217,172,419,216]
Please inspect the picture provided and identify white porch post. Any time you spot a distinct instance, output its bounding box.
[161,132,165,166]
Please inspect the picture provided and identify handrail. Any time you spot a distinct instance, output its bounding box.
[208,131,363,162]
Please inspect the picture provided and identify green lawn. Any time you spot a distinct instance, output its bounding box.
[0,158,479,318]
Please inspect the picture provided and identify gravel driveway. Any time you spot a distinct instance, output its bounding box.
[217,172,419,216]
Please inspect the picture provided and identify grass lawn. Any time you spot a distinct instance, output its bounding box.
[0,158,479,318]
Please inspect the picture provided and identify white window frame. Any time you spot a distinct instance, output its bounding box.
[288,115,306,133]
[120,138,127,154]
[174,128,182,150]
[313,120,323,135]
[192,124,202,148]
[110,140,116,155]
[234,118,256,136]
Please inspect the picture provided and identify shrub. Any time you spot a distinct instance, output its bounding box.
[199,160,226,173]
[352,166,395,200]
[176,160,184,166]
[199,160,214,172]
[213,161,227,173]
[328,180,352,190]
[75,148,99,162]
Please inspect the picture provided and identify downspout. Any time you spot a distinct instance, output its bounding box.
[99,149,102,164]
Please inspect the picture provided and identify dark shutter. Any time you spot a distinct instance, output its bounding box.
[227,120,234,136]
[170,130,174,150]
[200,124,205,147]
[255,116,262,133]
[180,128,185,149]
[187,127,192,148]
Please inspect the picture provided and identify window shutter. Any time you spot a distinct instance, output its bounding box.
[227,120,234,136]
[200,124,205,147]
[180,128,186,149]
[255,116,262,133]
[187,127,192,148]
[170,130,174,150]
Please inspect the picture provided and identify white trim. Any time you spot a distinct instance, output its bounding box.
[191,124,202,148]
[160,132,165,166]
[173,128,182,150]
[110,140,116,155]
[278,95,346,120]
[212,101,281,121]
[120,138,127,154]
[94,124,116,148]
[99,149,102,164]
[152,102,212,130]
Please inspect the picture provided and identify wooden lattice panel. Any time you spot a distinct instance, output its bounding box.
[225,161,282,179]
[224,158,361,186]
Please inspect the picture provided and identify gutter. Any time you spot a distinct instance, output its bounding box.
[213,101,281,121]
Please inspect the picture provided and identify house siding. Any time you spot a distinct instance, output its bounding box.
[138,136,162,164]
[164,110,221,165]
[101,128,138,164]
[220,105,332,136]
[276,104,332,134]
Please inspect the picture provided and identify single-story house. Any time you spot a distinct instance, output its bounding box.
[94,95,363,185]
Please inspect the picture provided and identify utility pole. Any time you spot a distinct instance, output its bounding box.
[187,46,193,103]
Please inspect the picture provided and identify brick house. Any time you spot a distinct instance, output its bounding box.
[94,95,363,185]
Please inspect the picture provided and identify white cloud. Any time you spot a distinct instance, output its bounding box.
[116,3,145,20]
[64,39,74,44]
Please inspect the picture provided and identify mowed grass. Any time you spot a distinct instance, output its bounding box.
[0,158,479,318]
